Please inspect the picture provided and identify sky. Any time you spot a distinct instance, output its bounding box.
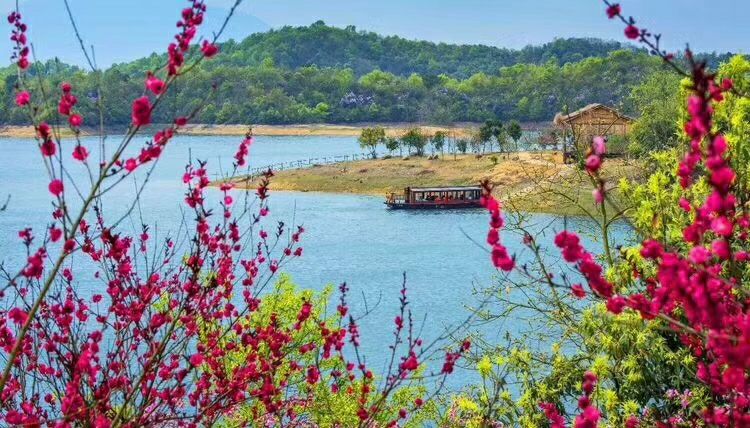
[8,0,750,68]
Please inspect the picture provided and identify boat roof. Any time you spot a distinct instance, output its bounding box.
[409,186,481,192]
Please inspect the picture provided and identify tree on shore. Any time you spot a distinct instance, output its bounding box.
[456,139,469,155]
[384,136,400,156]
[431,131,446,157]
[400,128,428,156]
[479,119,505,153]
[359,126,386,158]
[507,120,523,151]
[626,72,683,156]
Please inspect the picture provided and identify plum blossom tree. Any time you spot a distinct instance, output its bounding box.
[0,1,468,426]
[475,2,750,426]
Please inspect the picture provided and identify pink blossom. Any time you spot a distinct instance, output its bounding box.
[131,96,152,126]
[592,188,604,205]
[592,136,606,155]
[624,24,639,39]
[72,145,89,162]
[585,155,602,173]
[571,284,586,298]
[15,90,30,106]
[50,226,62,242]
[189,353,204,366]
[8,307,28,325]
[68,113,83,127]
[40,139,56,157]
[145,73,165,95]
[606,4,621,19]
[124,158,138,172]
[48,179,64,196]
[201,40,219,58]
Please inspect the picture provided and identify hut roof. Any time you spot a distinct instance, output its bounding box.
[553,103,634,126]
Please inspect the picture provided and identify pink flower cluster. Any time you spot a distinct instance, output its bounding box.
[480,180,515,271]
[0,2,468,425]
[58,82,83,128]
[585,136,607,204]
[121,127,176,174]
[554,231,615,302]
[7,11,28,70]
[168,1,207,76]
[573,372,601,428]
[529,3,750,426]
[235,134,253,167]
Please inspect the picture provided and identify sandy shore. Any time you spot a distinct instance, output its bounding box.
[0,122,552,139]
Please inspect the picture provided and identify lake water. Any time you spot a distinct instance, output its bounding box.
[0,134,630,389]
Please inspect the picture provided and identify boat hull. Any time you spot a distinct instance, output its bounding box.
[385,201,482,210]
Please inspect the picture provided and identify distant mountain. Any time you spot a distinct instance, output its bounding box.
[208,22,639,78]
[0,22,740,126]
[97,22,734,78]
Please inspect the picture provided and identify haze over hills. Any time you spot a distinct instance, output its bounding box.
[0,22,738,126]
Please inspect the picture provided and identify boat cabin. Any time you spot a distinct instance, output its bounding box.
[385,186,483,209]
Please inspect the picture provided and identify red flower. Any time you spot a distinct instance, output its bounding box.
[145,74,165,95]
[624,24,639,40]
[541,402,566,428]
[575,405,601,428]
[592,188,604,205]
[201,40,219,58]
[68,114,83,127]
[606,4,621,19]
[131,96,152,126]
[571,284,586,298]
[48,179,64,196]
[15,91,30,106]
[50,226,62,242]
[60,82,72,93]
[41,139,56,157]
[124,158,138,172]
[585,154,602,173]
[38,122,51,139]
[606,296,626,314]
[8,307,28,325]
[189,353,204,366]
[357,408,369,421]
[400,354,419,371]
[306,366,320,384]
[58,92,77,116]
[72,145,89,162]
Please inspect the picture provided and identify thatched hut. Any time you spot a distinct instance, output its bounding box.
[554,104,633,156]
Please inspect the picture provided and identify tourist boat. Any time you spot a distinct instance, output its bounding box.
[385,186,483,209]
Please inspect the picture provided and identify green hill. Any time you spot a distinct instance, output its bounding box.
[0,22,737,126]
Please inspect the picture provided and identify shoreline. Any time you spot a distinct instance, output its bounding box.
[222,152,645,216]
[0,122,550,139]
[225,151,569,193]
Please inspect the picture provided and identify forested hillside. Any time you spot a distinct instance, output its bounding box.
[0,22,737,126]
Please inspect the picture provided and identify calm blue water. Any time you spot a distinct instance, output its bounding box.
[0,134,630,389]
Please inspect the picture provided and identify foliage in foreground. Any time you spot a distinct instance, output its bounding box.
[465,3,750,426]
[0,3,469,426]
